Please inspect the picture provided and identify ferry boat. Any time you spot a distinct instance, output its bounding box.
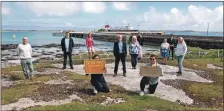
[97,24,164,35]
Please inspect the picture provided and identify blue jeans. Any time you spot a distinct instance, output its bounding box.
[177,55,184,73]
[21,59,34,78]
[131,54,138,68]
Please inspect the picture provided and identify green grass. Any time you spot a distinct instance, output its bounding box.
[26,92,217,111]
[188,84,222,100]
[166,57,223,109]
[72,55,81,59]
[65,71,89,81]
[185,47,223,59]
[2,47,223,110]
[34,63,57,69]
[1,65,22,74]
[2,84,39,105]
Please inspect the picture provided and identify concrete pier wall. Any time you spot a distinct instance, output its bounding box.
[68,33,223,49]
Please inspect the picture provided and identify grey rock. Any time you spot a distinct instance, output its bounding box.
[42,52,53,55]
[7,56,20,60]
[1,76,14,88]
[56,54,63,58]
[32,53,42,57]
[33,59,40,63]
[1,58,7,61]
[2,50,11,56]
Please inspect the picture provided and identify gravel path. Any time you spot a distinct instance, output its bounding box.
[53,62,213,105]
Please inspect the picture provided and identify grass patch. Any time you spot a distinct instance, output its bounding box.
[9,72,25,80]
[1,65,22,74]
[2,84,39,105]
[25,71,220,111]
[166,57,223,109]
[185,47,223,59]
[188,84,222,100]
[65,71,89,81]
[166,58,223,71]
[72,55,81,59]
[26,90,217,111]
[34,63,57,69]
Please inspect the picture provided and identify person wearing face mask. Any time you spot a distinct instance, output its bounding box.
[175,37,187,76]
[139,54,163,96]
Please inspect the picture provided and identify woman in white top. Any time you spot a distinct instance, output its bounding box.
[175,37,187,76]
[160,39,170,65]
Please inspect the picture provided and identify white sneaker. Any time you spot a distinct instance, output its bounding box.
[139,91,144,96]
[93,87,98,94]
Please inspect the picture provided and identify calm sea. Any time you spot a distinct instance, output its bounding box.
[1,31,160,52]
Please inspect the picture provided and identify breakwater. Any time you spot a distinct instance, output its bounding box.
[69,32,223,49]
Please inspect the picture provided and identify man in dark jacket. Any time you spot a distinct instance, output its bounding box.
[167,34,177,60]
[137,32,144,46]
[61,32,75,69]
[113,35,127,77]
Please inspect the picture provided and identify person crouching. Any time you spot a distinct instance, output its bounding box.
[89,54,110,94]
[139,54,163,96]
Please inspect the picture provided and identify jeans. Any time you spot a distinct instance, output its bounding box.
[177,55,184,73]
[131,54,138,68]
[21,59,34,78]
[91,74,109,92]
[140,77,158,94]
[63,51,73,68]
[169,48,175,60]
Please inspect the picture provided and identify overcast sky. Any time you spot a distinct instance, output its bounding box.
[2,2,223,32]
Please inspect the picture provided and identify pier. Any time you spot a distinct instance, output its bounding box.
[52,31,223,49]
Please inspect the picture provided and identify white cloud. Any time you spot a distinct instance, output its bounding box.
[2,6,10,15]
[112,2,130,11]
[138,5,223,31]
[18,2,81,16]
[83,2,106,14]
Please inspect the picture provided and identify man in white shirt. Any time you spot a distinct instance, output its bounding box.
[17,37,34,79]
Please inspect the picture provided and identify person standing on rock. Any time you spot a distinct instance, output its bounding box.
[113,35,127,77]
[87,54,110,94]
[139,54,163,96]
[61,32,75,69]
[17,37,34,79]
[129,35,141,69]
[167,34,177,60]
[86,33,95,59]
[175,37,187,76]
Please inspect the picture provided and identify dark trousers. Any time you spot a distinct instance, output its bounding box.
[114,54,126,74]
[131,54,138,68]
[140,77,158,94]
[169,48,174,60]
[63,51,73,68]
[91,74,109,92]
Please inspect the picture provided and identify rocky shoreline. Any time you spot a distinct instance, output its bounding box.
[1,43,107,50]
